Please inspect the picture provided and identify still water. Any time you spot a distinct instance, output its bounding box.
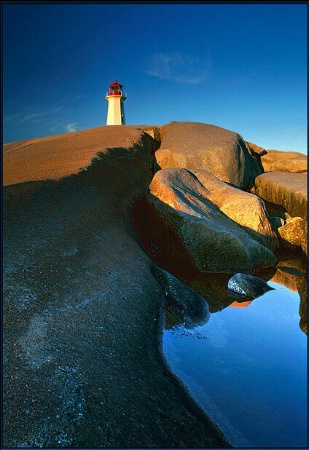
[163,273,307,447]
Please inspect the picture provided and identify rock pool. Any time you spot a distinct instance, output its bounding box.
[163,265,307,448]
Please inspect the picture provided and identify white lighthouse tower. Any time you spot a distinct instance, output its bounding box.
[105,80,126,125]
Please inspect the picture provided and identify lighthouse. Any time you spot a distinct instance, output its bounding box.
[105,80,127,125]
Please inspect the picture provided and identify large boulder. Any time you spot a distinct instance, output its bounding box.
[252,172,307,254]
[227,273,274,298]
[260,150,307,173]
[155,122,262,189]
[253,172,307,219]
[3,127,230,448]
[138,168,277,274]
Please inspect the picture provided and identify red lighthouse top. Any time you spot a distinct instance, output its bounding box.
[108,80,123,96]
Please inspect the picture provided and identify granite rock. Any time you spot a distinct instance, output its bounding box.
[155,122,262,189]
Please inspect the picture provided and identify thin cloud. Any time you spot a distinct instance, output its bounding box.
[20,108,62,123]
[145,52,210,84]
[3,113,23,123]
[66,122,79,132]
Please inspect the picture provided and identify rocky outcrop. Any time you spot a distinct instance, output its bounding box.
[155,122,262,189]
[3,120,306,447]
[3,125,160,186]
[252,172,307,254]
[260,150,307,173]
[3,127,230,448]
[137,168,277,274]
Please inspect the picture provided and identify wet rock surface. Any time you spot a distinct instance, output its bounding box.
[227,273,274,298]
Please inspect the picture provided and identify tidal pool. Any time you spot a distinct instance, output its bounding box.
[163,274,307,447]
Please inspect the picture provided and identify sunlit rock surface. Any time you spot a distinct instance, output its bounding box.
[140,168,277,273]
[277,214,307,252]
[260,150,307,173]
[191,169,278,250]
[252,172,307,254]
[3,125,160,186]
[229,300,252,308]
[155,121,262,188]
[253,172,307,219]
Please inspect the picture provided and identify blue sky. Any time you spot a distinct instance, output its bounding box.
[3,2,307,152]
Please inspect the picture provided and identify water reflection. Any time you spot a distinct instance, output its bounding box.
[169,253,307,335]
[151,265,210,329]
[163,253,307,447]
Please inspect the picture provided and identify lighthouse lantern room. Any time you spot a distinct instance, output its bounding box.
[105,80,127,125]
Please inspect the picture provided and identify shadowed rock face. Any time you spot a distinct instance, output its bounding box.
[138,168,277,274]
[151,265,210,329]
[3,128,231,448]
[155,121,262,189]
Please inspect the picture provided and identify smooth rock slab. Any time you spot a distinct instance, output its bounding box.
[253,172,307,219]
[253,172,307,254]
[260,150,307,173]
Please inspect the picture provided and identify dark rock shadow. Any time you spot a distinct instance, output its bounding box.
[151,265,210,330]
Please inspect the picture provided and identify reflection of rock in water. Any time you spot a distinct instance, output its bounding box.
[272,258,305,292]
[229,300,252,308]
[151,265,210,329]
[227,273,274,298]
[270,252,307,335]
[297,275,308,335]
